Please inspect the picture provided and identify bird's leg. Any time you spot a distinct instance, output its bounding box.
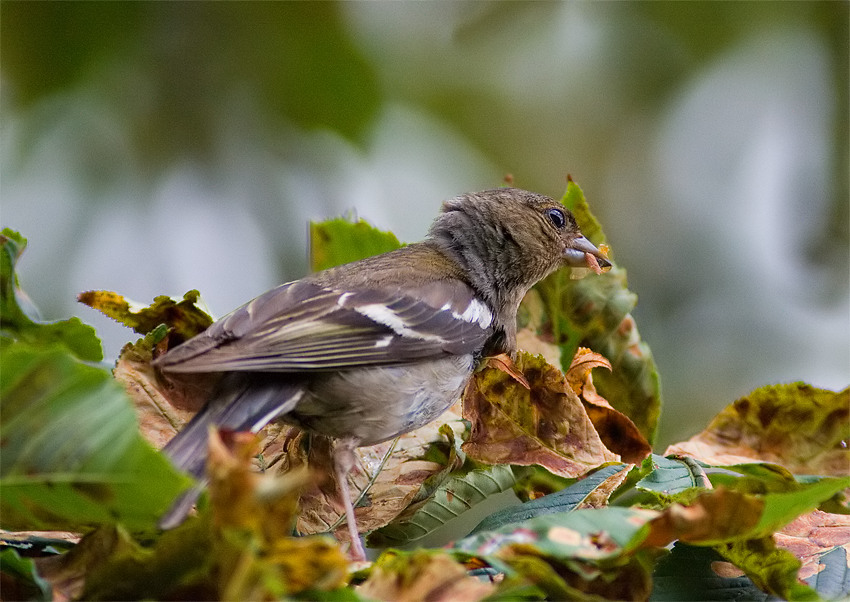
[333,436,366,562]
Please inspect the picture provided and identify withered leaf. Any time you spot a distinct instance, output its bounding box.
[485,353,530,388]
[462,351,618,478]
[566,347,652,464]
[112,334,215,449]
[665,384,850,476]
[78,289,213,346]
[577,464,634,509]
[774,509,850,583]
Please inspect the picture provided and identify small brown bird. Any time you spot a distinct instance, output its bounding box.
[154,187,609,559]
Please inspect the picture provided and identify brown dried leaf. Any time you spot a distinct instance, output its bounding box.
[462,352,618,478]
[774,509,850,582]
[566,348,652,465]
[665,384,850,475]
[357,551,494,602]
[565,347,612,395]
[112,336,215,449]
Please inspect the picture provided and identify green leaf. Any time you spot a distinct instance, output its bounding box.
[636,454,711,495]
[752,477,850,538]
[0,229,103,361]
[454,505,657,562]
[471,463,629,534]
[0,344,191,532]
[708,462,802,494]
[366,464,516,548]
[530,182,662,442]
[804,546,850,601]
[309,217,403,272]
[486,554,587,601]
[651,542,777,602]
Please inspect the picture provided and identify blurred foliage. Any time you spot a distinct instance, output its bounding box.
[1,2,380,168]
[309,218,402,273]
[2,1,844,199]
[0,232,191,534]
[1,230,102,361]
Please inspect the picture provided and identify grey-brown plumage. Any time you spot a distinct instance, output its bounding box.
[154,188,610,559]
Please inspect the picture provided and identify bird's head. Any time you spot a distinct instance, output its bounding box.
[430,188,610,308]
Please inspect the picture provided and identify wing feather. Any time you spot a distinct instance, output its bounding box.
[154,279,493,374]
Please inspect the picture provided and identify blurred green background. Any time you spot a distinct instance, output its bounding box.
[2,2,847,447]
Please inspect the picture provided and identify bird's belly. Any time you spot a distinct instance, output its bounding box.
[286,354,475,446]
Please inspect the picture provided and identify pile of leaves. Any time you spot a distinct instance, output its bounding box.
[2,181,848,601]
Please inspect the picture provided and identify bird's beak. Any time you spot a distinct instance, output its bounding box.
[564,236,612,269]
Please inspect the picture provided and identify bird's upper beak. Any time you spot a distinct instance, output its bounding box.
[564,236,612,269]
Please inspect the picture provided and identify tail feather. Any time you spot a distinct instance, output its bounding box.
[159,373,303,528]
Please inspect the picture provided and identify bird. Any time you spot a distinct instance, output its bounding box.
[153,187,610,560]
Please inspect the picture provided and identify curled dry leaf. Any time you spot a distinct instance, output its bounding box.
[462,351,618,478]
[565,347,612,396]
[485,353,530,389]
[566,348,652,464]
[665,384,850,476]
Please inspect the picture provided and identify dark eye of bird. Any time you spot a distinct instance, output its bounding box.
[545,207,566,229]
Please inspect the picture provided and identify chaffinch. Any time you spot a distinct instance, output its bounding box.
[154,187,609,559]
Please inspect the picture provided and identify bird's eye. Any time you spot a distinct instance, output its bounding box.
[545,207,566,229]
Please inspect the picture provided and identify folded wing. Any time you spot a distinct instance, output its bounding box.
[153,279,493,373]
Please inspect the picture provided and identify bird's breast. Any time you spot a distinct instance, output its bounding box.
[286,354,475,446]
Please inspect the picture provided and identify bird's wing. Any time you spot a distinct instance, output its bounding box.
[153,279,493,373]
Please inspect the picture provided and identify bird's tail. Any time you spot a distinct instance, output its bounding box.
[159,372,302,528]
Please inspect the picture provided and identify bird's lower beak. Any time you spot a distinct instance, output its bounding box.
[564,236,612,269]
